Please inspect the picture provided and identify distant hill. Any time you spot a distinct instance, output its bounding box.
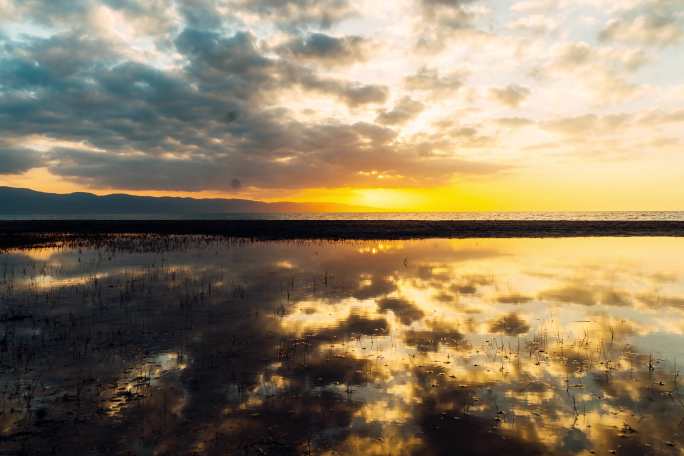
[0,187,372,216]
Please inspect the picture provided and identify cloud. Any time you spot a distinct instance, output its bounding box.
[2,0,182,44]
[404,67,466,98]
[546,41,648,74]
[0,147,42,174]
[177,0,225,29]
[552,42,594,69]
[0,10,513,194]
[376,97,425,125]
[411,122,497,152]
[543,114,632,136]
[639,109,684,125]
[175,28,387,107]
[598,0,684,47]
[509,14,558,35]
[235,0,355,30]
[489,84,530,108]
[0,33,118,90]
[418,0,480,30]
[536,41,643,104]
[413,0,490,51]
[600,15,683,46]
[1,0,90,27]
[277,32,368,66]
[1,0,681,196]
[305,79,388,107]
[510,0,563,14]
[494,117,535,128]
[43,117,503,191]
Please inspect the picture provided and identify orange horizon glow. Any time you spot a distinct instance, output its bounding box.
[5,166,684,212]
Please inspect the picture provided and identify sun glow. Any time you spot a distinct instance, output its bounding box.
[355,189,427,211]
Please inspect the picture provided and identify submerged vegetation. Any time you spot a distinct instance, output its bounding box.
[1,235,683,454]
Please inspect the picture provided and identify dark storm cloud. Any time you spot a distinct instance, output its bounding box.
[291,72,389,107]
[0,33,117,90]
[174,28,273,94]
[0,1,504,192]
[4,0,90,26]
[45,121,499,190]
[277,32,367,66]
[0,147,42,174]
[4,0,348,35]
[236,0,355,30]
[174,28,387,106]
[175,3,217,29]
[5,0,181,37]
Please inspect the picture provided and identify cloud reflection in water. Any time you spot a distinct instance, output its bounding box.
[1,237,684,454]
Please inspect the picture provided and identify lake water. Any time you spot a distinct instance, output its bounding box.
[2,236,684,454]
[2,211,684,221]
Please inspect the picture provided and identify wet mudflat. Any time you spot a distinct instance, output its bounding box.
[1,235,684,455]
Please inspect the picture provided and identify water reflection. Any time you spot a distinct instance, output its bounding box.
[1,237,684,454]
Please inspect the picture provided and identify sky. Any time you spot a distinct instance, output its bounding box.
[0,0,683,211]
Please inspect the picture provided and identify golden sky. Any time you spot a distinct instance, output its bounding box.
[0,0,683,210]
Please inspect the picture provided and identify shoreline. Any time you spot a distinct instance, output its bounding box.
[3,220,684,248]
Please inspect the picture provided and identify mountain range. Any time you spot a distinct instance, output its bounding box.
[0,187,372,216]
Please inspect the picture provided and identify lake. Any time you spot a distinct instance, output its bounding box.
[1,236,683,454]
[3,211,684,221]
